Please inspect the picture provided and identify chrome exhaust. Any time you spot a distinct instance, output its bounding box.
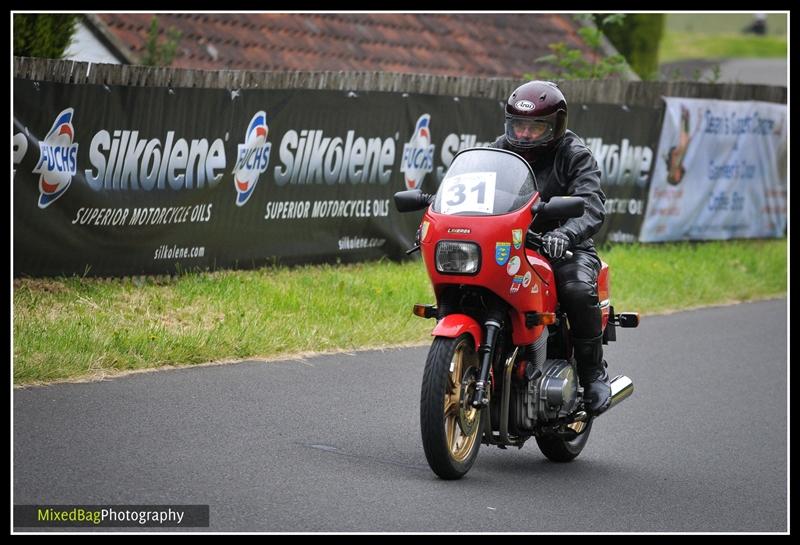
[573,375,634,423]
[608,375,634,410]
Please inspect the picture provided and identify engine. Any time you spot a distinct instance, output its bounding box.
[535,359,580,421]
[511,358,580,432]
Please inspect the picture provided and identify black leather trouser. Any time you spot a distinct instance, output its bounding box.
[551,248,602,340]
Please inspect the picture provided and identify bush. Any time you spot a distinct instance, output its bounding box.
[13,14,78,59]
[529,15,628,80]
[595,14,665,80]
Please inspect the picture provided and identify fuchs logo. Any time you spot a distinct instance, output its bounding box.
[515,100,535,111]
[401,114,435,190]
[234,111,272,206]
[33,108,79,208]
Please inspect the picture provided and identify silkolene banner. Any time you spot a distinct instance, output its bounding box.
[639,97,787,242]
[13,80,502,276]
[568,103,662,244]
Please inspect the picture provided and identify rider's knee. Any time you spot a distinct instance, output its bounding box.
[559,280,598,309]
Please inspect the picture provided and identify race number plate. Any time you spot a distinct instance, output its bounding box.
[439,172,497,215]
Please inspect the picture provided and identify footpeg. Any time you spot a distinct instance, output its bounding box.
[610,312,639,328]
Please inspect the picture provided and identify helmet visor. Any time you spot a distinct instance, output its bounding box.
[505,115,554,149]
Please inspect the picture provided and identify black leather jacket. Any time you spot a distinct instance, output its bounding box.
[490,130,606,252]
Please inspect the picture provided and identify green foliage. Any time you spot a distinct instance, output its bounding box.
[704,64,723,83]
[140,16,182,67]
[594,13,666,80]
[13,14,78,59]
[659,31,787,63]
[528,14,628,81]
[665,63,723,83]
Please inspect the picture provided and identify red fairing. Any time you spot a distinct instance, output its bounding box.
[431,314,483,350]
[421,192,558,345]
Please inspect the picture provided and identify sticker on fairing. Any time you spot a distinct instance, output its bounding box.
[522,271,532,288]
[438,172,496,215]
[510,275,524,294]
[512,229,523,249]
[495,242,511,266]
[420,221,430,242]
[506,255,521,276]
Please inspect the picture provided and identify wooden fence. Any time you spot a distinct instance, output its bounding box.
[14,57,787,108]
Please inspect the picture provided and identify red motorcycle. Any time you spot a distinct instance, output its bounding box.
[395,147,639,480]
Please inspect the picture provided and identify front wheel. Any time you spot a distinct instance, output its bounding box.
[420,334,482,480]
[535,418,594,462]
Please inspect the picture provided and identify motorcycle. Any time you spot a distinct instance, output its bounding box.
[394,147,639,480]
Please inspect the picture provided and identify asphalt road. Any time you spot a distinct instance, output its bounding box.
[13,298,788,533]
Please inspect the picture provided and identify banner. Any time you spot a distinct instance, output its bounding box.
[13,80,502,276]
[569,104,662,244]
[18,79,777,277]
[639,97,787,242]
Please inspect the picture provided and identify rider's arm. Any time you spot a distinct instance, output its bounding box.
[556,141,606,246]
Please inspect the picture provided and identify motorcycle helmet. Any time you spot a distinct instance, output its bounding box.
[505,81,568,153]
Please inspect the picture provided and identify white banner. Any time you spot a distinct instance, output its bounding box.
[640,97,787,242]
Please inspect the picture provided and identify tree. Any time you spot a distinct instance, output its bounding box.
[594,13,666,80]
[13,14,79,59]
[141,16,182,67]
[528,14,628,80]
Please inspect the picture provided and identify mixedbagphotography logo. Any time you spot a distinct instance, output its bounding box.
[14,504,210,528]
[234,111,271,206]
[401,113,435,190]
[33,108,79,208]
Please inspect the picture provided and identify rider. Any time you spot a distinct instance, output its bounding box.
[490,80,611,415]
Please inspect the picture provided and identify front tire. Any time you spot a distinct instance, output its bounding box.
[420,334,482,480]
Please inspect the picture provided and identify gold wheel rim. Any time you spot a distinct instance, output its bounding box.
[567,420,587,435]
[443,339,480,462]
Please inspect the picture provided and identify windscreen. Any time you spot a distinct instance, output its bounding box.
[431,148,537,216]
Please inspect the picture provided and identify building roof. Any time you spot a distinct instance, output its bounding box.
[88,13,600,78]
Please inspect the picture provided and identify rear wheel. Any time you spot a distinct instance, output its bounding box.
[420,334,482,480]
[535,417,594,462]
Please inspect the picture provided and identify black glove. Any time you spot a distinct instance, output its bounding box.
[541,230,571,260]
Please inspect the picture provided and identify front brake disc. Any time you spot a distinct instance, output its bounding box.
[458,368,479,436]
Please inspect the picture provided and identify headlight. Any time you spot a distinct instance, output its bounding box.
[435,241,480,275]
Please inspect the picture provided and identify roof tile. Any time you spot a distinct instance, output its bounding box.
[94,13,597,78]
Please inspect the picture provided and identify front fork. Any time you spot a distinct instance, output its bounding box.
[471,312,504,409]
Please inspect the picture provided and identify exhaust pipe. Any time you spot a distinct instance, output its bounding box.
[573,375,633,423]
[608,375,634,410]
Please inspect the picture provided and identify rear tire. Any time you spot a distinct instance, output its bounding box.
[535,418,594,463]
[420,334,482,480]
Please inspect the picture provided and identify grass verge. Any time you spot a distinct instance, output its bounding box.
[13,239,786,385]
[659,32,787,64]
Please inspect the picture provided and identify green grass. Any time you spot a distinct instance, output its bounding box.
[598,239,786,313]
[13,239,786,385]
[658,13,787,64]
[659,32,788,64]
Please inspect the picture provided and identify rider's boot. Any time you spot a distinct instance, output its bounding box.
[573,334,612,416]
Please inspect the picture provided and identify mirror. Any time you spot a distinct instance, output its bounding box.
[532,196,584,219]
[394,189,431,213]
